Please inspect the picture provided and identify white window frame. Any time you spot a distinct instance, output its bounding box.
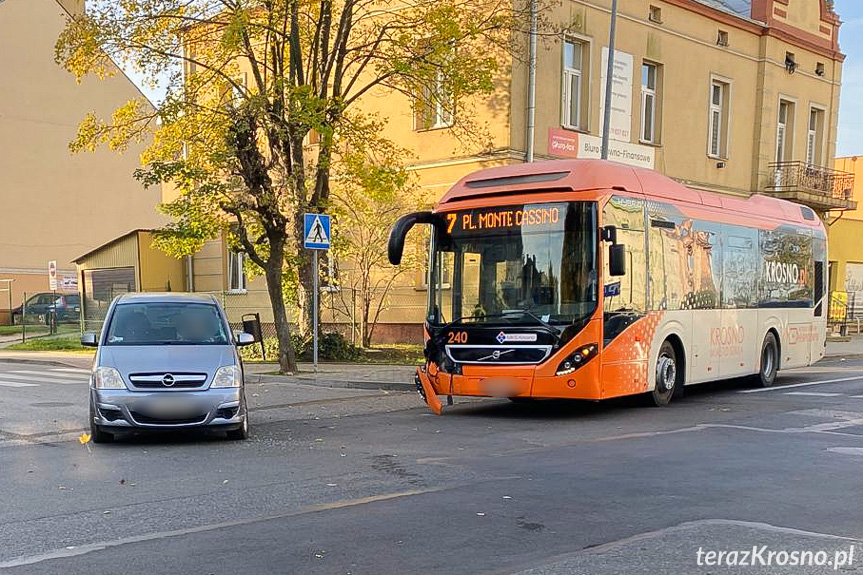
[640,62,659,144]
[227,250,247,294]
[806,104,826,166]
[415,68,454,131]
[561,36,590,131]
[775,96,796,163]
[707,76,731,159]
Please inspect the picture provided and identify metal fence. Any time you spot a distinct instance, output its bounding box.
[3,291,82,345]
[75,284,427,346]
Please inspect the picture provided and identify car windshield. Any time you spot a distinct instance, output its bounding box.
[104,302,229,345]
[428,201,598,326]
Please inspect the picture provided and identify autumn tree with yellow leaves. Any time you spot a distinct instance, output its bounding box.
[55,0,546,373]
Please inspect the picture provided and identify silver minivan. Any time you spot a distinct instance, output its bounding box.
[82,292,255,443]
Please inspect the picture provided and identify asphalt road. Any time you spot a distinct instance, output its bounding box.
[2,359,863,574]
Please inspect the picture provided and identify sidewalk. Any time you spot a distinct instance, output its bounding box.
[0,349,416,389]
[825,334,863,359]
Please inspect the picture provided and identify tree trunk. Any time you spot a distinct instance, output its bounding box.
[264,253,298,374]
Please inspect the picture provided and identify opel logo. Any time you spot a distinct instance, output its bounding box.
[162,373,176,387]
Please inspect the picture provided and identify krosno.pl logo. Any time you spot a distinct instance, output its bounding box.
[763,260,807,285]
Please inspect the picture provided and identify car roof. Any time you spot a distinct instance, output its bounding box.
[115,292,219,305]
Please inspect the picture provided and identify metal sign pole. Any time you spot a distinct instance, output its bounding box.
[313,249,319,373]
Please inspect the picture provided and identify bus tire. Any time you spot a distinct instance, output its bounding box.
[756,332,779,388]
[650,340,681,407]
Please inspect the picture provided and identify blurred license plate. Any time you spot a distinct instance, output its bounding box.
[139,398,200,418]
[479,377,519,397]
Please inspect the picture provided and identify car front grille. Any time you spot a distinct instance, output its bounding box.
[129,411,208,425]
[128,373,208,389]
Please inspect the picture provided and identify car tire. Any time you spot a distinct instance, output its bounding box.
[755,332,779,388]
[226,414,249,441]
[90,422,114,444]
[649,340,681,407]
[89,406,114,444]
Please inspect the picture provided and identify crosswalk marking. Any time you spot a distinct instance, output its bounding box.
[0,369,90,387]
[50,368,91,375]
[785,392,842,397]
[0,380,39,388]
[8,370,83,380]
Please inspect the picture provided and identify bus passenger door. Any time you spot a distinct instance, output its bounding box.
[720,228,759,378]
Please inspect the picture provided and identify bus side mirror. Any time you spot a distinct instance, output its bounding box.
[388,212,442,265]
[609,244,626,276]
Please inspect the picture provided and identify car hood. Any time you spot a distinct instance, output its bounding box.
[99,345,236,377]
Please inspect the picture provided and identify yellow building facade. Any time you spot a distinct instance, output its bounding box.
[0,0,164,324]
[354,0,854,340]
[77,0,854,344]
[828,156,863,317]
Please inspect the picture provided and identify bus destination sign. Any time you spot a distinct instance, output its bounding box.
[444,204,564,236]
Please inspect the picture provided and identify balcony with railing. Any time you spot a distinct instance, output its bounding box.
[764,161,856,212]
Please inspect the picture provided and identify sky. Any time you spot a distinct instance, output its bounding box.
[835,0,863,157]
[127,1,863,157]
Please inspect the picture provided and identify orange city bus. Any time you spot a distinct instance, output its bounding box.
[387,159,828,414]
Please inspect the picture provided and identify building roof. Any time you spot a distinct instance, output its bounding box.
[694,0,753,20]
[72,229,153,264]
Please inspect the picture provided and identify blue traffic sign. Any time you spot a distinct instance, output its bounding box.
[304,213,331,250]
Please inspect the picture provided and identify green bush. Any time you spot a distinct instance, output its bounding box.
[240,331,361,362]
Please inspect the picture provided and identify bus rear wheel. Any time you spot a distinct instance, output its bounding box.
[756,332,779,388]
[650,340,680,407]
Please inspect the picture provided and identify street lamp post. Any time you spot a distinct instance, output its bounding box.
[601,0,619,160]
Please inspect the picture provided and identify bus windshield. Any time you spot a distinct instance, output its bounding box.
[428,202,598,326]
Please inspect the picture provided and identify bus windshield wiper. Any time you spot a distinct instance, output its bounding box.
[505,309,562,335]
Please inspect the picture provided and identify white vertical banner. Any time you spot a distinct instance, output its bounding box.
[599,47,634,143]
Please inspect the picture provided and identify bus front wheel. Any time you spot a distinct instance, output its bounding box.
[756,332,779,388]
[650,340,681,407]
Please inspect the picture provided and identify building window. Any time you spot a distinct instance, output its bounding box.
[708,79,730,158]
[562,38,588,130]
[414,69,454,131]
[806,106,825,165]
[816,62,826,77]
[776,99,795,163]
[649,5,662,23]
[640,62,661,144]
[717,30,729,46]
[228,250,247,293]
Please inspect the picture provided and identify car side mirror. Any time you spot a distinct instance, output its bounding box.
[609,244,627,277]
[235,332,256,347]
[80,333,98,347]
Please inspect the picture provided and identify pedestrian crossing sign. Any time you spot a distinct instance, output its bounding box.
[304,213,331,250]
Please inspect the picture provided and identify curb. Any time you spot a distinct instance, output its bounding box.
[251,374,412,391]
[0,357,91,369]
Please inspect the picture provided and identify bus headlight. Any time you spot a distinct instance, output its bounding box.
[556,344,598,376]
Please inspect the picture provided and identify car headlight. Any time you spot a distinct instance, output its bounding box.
[556,343,598,376]
[93,367,127,390]
[211,365,242,388]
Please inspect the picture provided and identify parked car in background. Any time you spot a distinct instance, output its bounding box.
[81,292,255,443]
[11,292,80,324]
